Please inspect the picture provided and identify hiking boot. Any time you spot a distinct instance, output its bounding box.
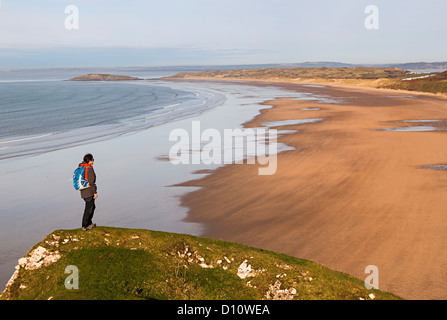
[86,223,96,230]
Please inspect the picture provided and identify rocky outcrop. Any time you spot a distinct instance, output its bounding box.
[18,246,61,270]
[265,280,297,300]
[237,259,265,279]
[0,245,61,299]
[68,74,142,81]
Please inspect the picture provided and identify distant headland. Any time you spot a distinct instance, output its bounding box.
[67,74,143,81]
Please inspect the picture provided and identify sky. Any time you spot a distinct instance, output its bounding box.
[0,0,446,68]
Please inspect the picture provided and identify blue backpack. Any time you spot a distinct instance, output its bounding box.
[73,166,90,191]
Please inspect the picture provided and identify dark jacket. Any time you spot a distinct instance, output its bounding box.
[78,162,97,199]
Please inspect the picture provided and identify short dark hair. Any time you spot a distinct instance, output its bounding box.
[83,153,94,163]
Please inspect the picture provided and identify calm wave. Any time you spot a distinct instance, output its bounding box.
[0,79,226,160]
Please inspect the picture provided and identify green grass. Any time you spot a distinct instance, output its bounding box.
[0,227,401,300]
[379,71,447,94]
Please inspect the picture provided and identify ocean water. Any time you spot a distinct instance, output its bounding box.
[0,76,225,160]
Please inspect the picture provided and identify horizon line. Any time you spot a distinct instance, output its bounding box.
[1,60,447,72]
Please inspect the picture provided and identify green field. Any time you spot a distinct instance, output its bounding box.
[1,227,401,300]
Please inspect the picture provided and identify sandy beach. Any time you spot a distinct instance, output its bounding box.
[177,80,447,300]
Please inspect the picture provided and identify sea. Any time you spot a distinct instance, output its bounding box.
[0,71,226,160]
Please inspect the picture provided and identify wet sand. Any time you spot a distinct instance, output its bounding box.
[177,81,447,300]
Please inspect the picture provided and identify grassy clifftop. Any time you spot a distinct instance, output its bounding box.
[0,227,400,300]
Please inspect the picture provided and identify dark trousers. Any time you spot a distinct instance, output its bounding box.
[82,196,96,228]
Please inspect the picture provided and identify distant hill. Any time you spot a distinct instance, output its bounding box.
[5,61,446,75]
[390,62,447,71]
[143,61,447,72]
[137,61,447,72]
[270,61,447,71]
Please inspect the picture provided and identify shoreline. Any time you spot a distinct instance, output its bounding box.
[0,79,226,161]
[175,79,447,300]
[164,76,447,100]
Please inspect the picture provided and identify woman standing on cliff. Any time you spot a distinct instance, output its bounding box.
[78,153,98,231]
